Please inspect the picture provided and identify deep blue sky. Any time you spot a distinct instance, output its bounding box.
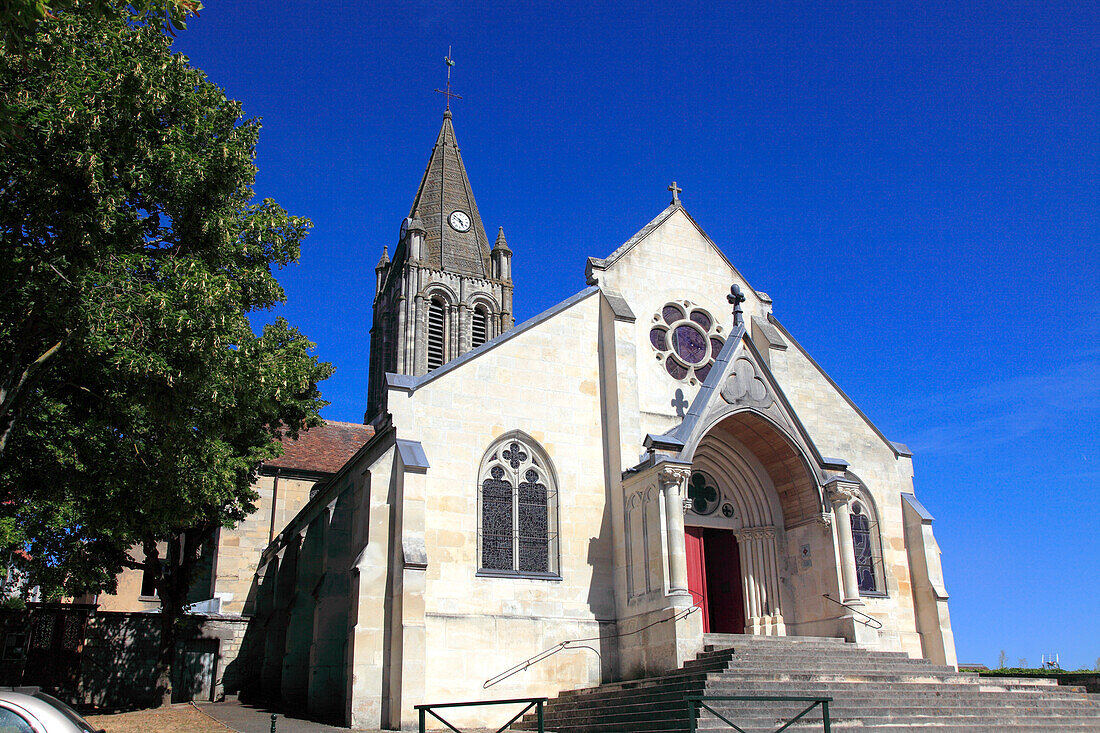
[173,1,1098,670]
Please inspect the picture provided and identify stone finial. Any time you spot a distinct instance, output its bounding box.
[728,283,746,326]
[493,226,511,253]
[376,246,390,270]
[668,181,682,205]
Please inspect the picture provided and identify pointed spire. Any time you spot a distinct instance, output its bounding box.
[493,226,511,254]
[405,112,490,277]
[376,245,390,269]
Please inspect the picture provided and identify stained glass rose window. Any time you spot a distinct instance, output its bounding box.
[650,301,724,383]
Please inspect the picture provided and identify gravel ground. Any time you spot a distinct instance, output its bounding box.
[85,704,235,733]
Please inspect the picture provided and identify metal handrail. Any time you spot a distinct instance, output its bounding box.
[415,697,547,733]
[686,695,832,733]
[822,593,883,630]
[484,604,699,688]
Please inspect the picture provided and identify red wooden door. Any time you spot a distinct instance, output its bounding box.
[685,526,709,632]
[703,529,745,634]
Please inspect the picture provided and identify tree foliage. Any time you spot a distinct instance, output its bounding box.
[1,1,201,53]
[0,6,331,696]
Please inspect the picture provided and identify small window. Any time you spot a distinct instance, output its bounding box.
[427,298,446,371]
[477,434,559,578]
[140,560,157,598]
[850,499,886,596]
[471,305,489,349]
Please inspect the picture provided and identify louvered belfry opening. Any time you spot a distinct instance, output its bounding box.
[472,305,488,349]
[427,298,446,371]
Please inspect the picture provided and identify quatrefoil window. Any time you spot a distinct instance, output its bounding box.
[502,442,527,469]
[650,302,724,383]
[688,470,721,515]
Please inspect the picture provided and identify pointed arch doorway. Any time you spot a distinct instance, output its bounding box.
[685,526,745,633]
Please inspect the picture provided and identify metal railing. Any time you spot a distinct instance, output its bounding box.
[416,697,547,733]
[484,604,699,688]
[686,695,832,733]
[822,593,883,630]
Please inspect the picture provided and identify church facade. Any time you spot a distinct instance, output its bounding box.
[244,110,956,729]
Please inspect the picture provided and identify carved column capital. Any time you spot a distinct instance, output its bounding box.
[658,464,691,491]
[826,479,861,507]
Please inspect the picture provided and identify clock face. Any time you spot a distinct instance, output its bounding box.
[449,210,471,232]
[399,217,409,240]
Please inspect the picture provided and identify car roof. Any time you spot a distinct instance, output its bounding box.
[0,691,87,732]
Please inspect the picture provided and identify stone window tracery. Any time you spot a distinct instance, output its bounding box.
[650,301,724,383]
[478,435,559,577]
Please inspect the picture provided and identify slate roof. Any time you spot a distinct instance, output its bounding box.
[406,110,491,276]
[264,421,375,475]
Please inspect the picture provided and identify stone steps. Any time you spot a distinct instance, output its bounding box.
[513,635,1100,732]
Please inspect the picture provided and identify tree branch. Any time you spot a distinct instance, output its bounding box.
[0,337,65,456]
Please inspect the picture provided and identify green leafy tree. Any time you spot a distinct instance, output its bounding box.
[0,7,332,703]
[1,0,201,52]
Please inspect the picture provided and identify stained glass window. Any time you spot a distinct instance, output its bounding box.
[690,310,712,330]
[481,467,514,570]
[650,302,725,384]
[849,500,884,595]
[649,327,667,350]
[673,325,708,364]
[478,435,558,576]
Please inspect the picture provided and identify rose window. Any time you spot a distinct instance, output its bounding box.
[650,302,724,383]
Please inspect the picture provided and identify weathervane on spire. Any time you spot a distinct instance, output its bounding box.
[434,46,462,112]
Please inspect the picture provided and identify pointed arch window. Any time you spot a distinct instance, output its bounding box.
[477,434,559,578]
[471,304,489,349]
[850,498,886,596]
[427,297,447,371]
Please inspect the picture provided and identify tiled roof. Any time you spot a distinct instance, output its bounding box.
[264,421,375,475]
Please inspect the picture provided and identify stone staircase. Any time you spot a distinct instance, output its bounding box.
[514,634,1100,732]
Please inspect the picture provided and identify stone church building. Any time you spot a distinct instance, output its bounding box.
[238,109,956,729]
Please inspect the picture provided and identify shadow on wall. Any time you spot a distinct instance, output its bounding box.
[80,612,222,710]
[227,564,272,703]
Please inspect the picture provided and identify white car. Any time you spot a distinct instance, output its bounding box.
[0,690,102,733]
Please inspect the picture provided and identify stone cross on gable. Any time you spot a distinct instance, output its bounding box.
[728,284,746,327]
[668,181,682,205]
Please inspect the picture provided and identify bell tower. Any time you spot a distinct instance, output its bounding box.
[366,108,515,422]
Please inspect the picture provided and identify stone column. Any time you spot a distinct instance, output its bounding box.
[412,294,425,375]
[457,302,469,356]
[828,481,863,605]
[658,464,691,598]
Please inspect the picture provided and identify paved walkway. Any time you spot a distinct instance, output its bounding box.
[198,698,504,733]
[196,700,378,733]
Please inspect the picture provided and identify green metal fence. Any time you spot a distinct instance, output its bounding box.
[685,695,832,733]
[415,696,547,733]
